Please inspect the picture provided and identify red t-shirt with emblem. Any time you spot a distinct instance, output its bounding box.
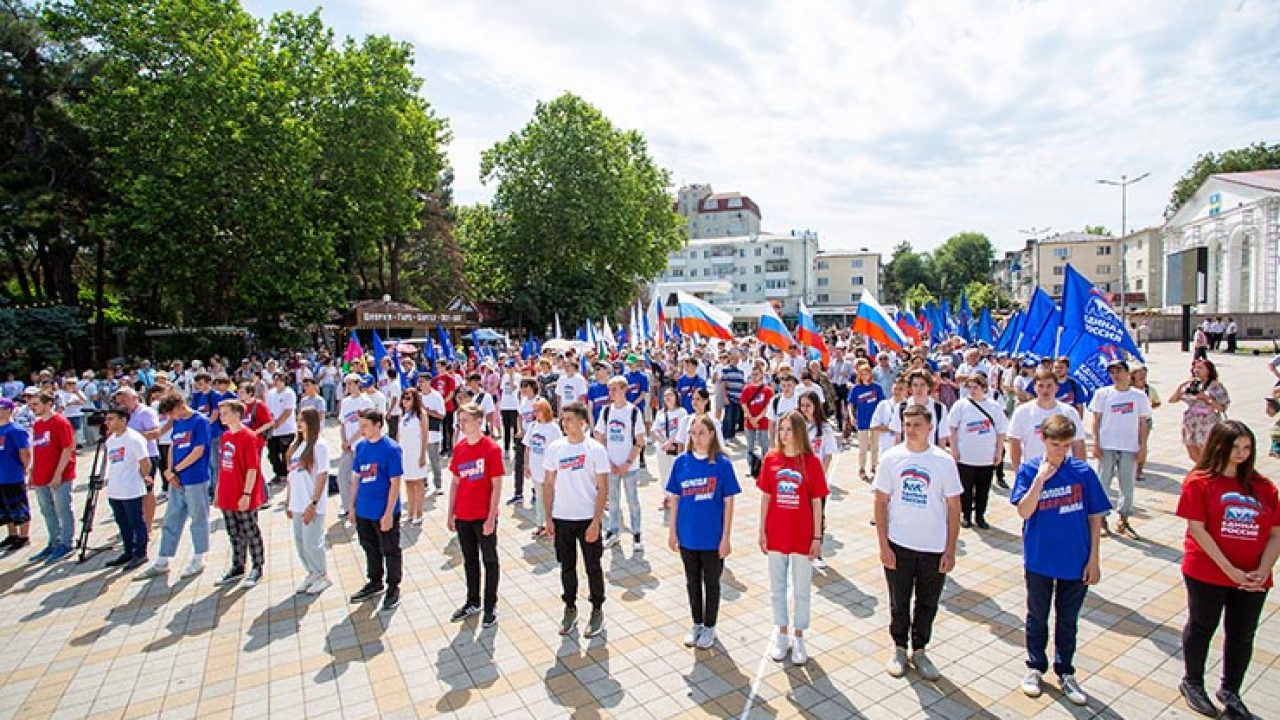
[1177,470,1280,588]
[431,374,460,413]
[742,383,774,430]
[756,450,828,555]
[215,427,266,511]
[448,435,505,521]
[31,414,76,486]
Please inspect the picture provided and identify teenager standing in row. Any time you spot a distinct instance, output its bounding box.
[448,403,504,627]
[286,407,331,595]
[214,400,266,587]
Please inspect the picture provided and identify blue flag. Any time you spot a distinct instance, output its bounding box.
[435,324,456,363]
[422,333,438,377]
[1061,263,1144,362]
[371,330,389,376]
[958,293,973,342]
[1020,288,1059,356]
[974,307,994,345]
[995,309,1022,352]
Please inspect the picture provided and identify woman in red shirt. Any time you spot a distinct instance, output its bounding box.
[740,364,773,475]
[1176,420,1280,719]
[756,410,827,666]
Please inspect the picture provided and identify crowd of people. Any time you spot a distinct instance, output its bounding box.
[0,326,1276,719]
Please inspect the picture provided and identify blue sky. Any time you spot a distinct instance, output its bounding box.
[242,0,1280,256]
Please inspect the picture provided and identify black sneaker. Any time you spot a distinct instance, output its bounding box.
[558,606,578,636]
[1216,689,1254,720]
[104,553,132,568]
[1180,681,1218,717]
[584,607,604,638]
[382,587,400,611]
[349,583,385,603]
[123,557,148,572]
[482,609,498,628]
[960,517,972,529]
[995,478,1009,489]
[8,537,29,552]
[975,517,990,530]
[505,495,524,506]
[215,567,245,586]
[450,603,480,622]
[0,536,17,550]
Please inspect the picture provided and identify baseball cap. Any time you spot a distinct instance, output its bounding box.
[1129,361,1146,372]
[343,372,362,384]
[360,374,375,388]
[22,386,37,396]
[1107,359,1130,372]
[0,398,14,410]
[113,386,138,398]
[625,354,640,364]
[1020,356,1039,368]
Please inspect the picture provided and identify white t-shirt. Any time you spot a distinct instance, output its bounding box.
[798,382,825,404]
[500,372,521,410]
[363,389,387,415]
[543,437,610,521]
[870,398,899,454]
[556,373,588,408]
[808,422,838,461]
[287,438,330,515]
[887,397,950,446]
[266,387,298,436]
[1008,401,1085,461]
[58,389,85,419]
[594,402,645,469]
[653,406,689,446]
[106,428,149,500]
[955,363,989,400]
[381,377,402,417]
[873,444,963,553]
[676,412,724,446]
[766,392,800,425]
[421,390,446,444]
[339,395,373,446]
[1088,387,1152,453]
[468,388,496,416]
[946,397,1009,466]
[523,421,563,484]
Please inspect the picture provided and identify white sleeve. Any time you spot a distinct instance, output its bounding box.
[1067,406,1086,440]
[314,442,331,478]
[939,455,963,497]
[993,402,1009,434]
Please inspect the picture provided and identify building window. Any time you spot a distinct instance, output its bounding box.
[1052,266,1064,275]
[851,259,863,268]
[1097,265,1110,274]
[772,247,785,256]
[738,249,745,257]
[727,197,743,209]
[703,199,717,210]
[671,269,683,278]
[851,293,859,302]
[1053,248,1069,259]
[1053,284,1063,295]
[1136,259,1143,269]
[852,276,863,285]
[817,293,829,303]
[702,250,710,258]
[1097,246,1112,255]
[1135,278,1144,290]
[817,277,829,287]
[754,248,762,256]
[754,266,761,274]
[817,260,829,270]
[739,284,747,293]
[703,268,710,276]
[689,251,697,259]
[765,279,787,289]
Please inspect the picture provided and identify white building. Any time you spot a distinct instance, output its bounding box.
[656,231,820,319]
[675,184,763,239]
[811,249,881,325]
[1162,170,1280,313]
[1120,227,1163,310]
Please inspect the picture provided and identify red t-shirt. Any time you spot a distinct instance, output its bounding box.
[1177,470,1280,588]
[742,384,774,430]
[432,374,460,412]
[448,435,505,521]
[31,414,76,486]
[242,400,271,451]
[215,427,266,511]
[756,451,828,555]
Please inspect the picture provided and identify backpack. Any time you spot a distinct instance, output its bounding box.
[898,399,945,445]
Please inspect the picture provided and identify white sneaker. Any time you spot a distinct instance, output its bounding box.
[134,563,169,581]
[180,559,205,578]
[1059,674,1088,706]
[811,557,827,570]
[297,574,318,594]
[306,575,332,595]
[603,532,620,548]
[790,636,808,664]
[911,649,940,681]
[885,647,908,677]
[633,535,644,553]
[1021,669,1043,697]
[696,626,716,650]
[684,624,704,647]
[768,632,790,662]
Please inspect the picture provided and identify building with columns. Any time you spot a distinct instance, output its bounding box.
[1162,170,1280,313]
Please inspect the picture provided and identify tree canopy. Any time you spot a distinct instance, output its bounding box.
[1166,142,1280,218]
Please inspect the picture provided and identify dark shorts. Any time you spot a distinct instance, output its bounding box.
[0,484,31,525]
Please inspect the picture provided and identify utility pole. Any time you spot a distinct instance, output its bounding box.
[1097,173,1150,327]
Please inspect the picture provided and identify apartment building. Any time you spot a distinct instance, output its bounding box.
[675,184,763,239]
[655,231,820,319]
[1029,231,1119,300]
[811,250,881,324]
[1120,227,1163,310]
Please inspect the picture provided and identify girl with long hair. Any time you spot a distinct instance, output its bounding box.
[286,406,331,594]
[798,391,838,569]
[398,388,431,525]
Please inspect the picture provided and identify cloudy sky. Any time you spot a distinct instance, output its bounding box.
[243,0,1280,256]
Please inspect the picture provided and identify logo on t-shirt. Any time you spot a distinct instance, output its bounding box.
[558,453,587,472]
[172,430,192,450]
[775,468,802,509]
[108,446,126,464]
[1220,492,1262,540]
[856,390,877,406]
[357,462,379,483]
[607,419,627,444]
[679,475,717,501]
[1037,483,1084,515]
[220,442,237,470]
[33,431,50,448]
[965,418,992,435]
[1109,401,1135,415]
[529,432,548,453]
[900,466,932,507]
[456,459,486,482]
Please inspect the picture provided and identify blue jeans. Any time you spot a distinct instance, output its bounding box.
[1025,570,1089,676]
[745,428,770,459]
[158,482,211,558]
[108,496,147,559]
[321,385,336,415]
[34,483,74,548]
[721,401,742,440]
[606,470,641,537]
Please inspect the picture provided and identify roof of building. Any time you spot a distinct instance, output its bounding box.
[696,193,762,218]
[1214,169,1280,193]
[684,231,817,246]
[1037,231,1115,245]
[816,249,877,258]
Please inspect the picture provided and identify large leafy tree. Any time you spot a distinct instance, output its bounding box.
[931,231,994,303]
[477,93,684,329]
[1166,142,1280,218]
[882,241,934,306]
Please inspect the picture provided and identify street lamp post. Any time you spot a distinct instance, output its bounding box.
[1097,173,1150,328]
[381,293,392,342]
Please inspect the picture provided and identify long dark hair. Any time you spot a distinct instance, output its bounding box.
[1193,358,1219,385]
[288,406,322,472]
[1193,420,1267,502]
[798,390,827,428]
[400,387,424,421]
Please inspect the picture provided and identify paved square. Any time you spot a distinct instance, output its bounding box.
[1,343,1277,719]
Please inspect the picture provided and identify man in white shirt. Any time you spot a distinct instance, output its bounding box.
[265,372,297,485]
[418,378,447,494]
[337,374,374,518]
[361,374,387,415]
[594,378,646,552]
[543,401,610,640]
[766,374,801,447]
[379,363,403,440]
[955,349,989,401]
[889,369,949,449]
[1088,360,1151,537]
[103,406,152,570]
[1008,370,1086,467]
[556,362,589,410]
[874,403,962,682]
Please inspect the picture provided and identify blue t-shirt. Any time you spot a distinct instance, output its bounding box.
[169,414,211,485]
[1011,456,1111,580]
[846,383,885,430]
[587,382,610,423]
[353,436,404,520]
[665,452,741,551]
[676,375,706,413]
[624,371,650,409]
[0,423,30,485]
[1055,377,1087,408]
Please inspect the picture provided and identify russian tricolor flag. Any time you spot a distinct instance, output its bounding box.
[673,292,733,340]
[896,312,922,345]
[853,289,909,352]
[795,301,829,365]
[756,305,795,351]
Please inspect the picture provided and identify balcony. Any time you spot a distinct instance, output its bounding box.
[765,271,790,282]
[764,286,789,298]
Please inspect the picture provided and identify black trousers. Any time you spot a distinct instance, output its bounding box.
[833,383,850,431]
[1182,574,1268,693]
[680,547,724,627]
[387,415,400,441]
[267,433,295,480]
[442,409,455,453]
[501,410,519,454]
[884,541,946,650]
[513,445,526,497]
[554,518,605,609]
[957,463,995,520]
[456,518,500,612]
[356,515,402,589]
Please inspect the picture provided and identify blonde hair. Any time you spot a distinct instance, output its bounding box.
[773,410,813,457]
[532,397,554,423]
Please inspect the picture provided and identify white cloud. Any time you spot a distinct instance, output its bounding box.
[247,0,1280,255]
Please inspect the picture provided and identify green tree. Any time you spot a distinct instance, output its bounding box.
[1083,225,1110,237]
[455,203,508,304]
[904,283,936,311]
[1166,142,1280,218]
[882,241,934,306]
[477,93,684,329]
[963,280,1012,313]
[930,232,994,303]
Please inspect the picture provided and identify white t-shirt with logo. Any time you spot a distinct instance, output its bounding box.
[1008,401,1085,461]
[106,428,149,500]
[872,444,963,553]
[542,437,610,521]
[556,373,588,408]
[421,390,446,444]
[522,421,563,484]
[808,422,838,461]
[267,387,298,436]
[339,395,373,447]
[766,392,800,425]
[870,398,899,454]
[287,438,331,514]
[594,402,645,469]
[1088,387,1152,453]
[500,373,520,410]
[946,397,1009,466]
